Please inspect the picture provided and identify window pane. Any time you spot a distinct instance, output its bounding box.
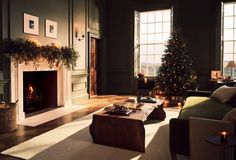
[155,11,162,22]
[140,45,147,55]
[224,41,234,53]
[147,65,155,76]
[141,65,147,75]
[148,12,155,23]
[163,22,171,32]
[140,35,148,44]
[223,67,231,77]
[224,29,234,40]
[224,16,233,29]
[235,41,236,52]
[155,34,162,43]
[155,23,162,33]
[224,4,234,16]
[140,55,147,65]
[147,55,155,64]
[163,10,171,21]
[234,17,236,28]
[224,54,234,61]
[234,29,236,39]
[148,34,155,43]
[234,4,236,15]
[155,44,163,54]
[140,24,147,33]
[140,12,147,23]
[163,33,170,42]
[147,45,155,55]
[155,55,163,64]
[148,23,155,33]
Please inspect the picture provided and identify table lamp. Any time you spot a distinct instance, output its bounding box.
[226,61,236,80]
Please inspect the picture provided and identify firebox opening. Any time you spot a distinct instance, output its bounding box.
[23,71,57,114]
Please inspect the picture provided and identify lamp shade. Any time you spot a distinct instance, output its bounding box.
[226,61,236,68]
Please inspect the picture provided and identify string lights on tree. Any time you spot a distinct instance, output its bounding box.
[156,29,197,99]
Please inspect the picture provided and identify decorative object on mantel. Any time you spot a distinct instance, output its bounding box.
[3,38,78,70]
[156,28,197,102]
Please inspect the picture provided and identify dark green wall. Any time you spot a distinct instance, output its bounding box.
[105,0,222,94]
[9,0,69,45]
[0,0,106,101]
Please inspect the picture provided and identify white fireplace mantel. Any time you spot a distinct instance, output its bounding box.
[10,58,72,123]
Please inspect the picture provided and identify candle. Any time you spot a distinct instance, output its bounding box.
[219,131,229,143]
[144,78,147,84]
[177,102,181,106]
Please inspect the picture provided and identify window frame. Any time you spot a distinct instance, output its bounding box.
[134,8,173,78]
[222,2,236,78]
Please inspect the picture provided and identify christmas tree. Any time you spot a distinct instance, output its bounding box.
[156,29,197,98]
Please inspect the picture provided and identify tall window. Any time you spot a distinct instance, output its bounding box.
[223,2,236,78]
[134,9,172,77]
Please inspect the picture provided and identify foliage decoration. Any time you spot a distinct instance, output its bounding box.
[4,38,78,70]
[41,44,62,68]
[156,29,197,98]
[61,47,78,70]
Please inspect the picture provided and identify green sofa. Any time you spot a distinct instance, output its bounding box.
[179,96,232,119]
[169,91,234,160]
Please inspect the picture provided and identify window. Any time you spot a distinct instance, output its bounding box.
[222,2,236,78]
[134,9,172,77]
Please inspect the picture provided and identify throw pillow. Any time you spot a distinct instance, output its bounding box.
[210,85,236,103]
[223,107,236,124]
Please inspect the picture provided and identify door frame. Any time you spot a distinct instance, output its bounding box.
[87,32,101,98]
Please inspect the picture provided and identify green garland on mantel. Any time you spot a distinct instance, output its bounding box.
[3,38,78,70]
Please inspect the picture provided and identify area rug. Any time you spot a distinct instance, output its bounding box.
[2,107,180,160]
[19,104,87,127]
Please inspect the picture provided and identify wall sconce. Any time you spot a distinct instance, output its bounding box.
[75,26,85,41]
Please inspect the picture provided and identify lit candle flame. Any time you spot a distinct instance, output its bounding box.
[144,78,147,84]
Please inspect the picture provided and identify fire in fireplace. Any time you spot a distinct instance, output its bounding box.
[23,71,57,114]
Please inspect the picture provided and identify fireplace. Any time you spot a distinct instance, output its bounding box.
[10,57,72,123]
[23,71,57,114]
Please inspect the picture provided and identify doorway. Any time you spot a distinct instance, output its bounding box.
[89,37,101,96]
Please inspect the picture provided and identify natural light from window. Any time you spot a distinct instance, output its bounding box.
[134,9,172,77]
[223,2,236,78]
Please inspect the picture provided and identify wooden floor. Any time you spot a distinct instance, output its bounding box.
[0,95,130,160]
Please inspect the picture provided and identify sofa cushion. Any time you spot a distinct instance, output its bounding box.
[223,107,236,124]
[179,96,232,120]
[210,85,236,103]
[228,93,236,107]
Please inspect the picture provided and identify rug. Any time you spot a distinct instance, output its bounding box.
[19,104,87,127]
[2,108,180,160]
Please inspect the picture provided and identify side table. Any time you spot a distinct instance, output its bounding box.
[209,79,236,91]
[205,134,236,160]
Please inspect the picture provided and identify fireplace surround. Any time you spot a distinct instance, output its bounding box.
[10,58,72,123]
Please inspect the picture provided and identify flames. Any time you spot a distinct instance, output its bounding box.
[26,84,36,100]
